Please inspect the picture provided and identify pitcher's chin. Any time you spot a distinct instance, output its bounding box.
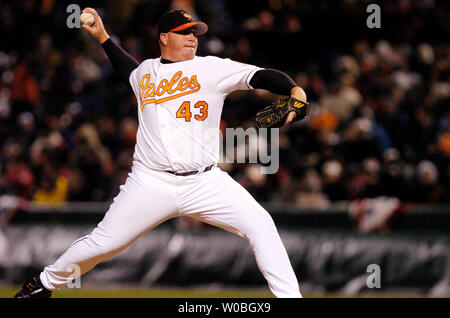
[182,47,196,60]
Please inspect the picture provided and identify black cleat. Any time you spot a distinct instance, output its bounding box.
[14,277,52,298]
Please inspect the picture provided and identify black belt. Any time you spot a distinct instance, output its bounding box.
[166,165,214,176]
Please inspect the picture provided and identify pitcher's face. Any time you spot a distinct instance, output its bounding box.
[160,27,198,61]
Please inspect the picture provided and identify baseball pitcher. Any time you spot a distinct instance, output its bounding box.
[15,8,309,298]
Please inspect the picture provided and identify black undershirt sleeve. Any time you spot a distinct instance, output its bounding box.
[249,69,297,96]
[101,38,140,85]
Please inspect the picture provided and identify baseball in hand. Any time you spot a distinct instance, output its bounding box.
[80,12,95,26]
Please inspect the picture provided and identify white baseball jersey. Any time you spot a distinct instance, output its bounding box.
[40,54,301,298]
[128,56,263,172]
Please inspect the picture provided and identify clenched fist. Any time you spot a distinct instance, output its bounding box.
[81,7,110,44]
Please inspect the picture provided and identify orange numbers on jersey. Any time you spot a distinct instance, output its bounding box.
[176,101,192,122]
[194,101,208,121]
[176,101,208,122]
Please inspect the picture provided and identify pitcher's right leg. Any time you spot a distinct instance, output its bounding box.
[179,168,301,298]
[39,170,178,291]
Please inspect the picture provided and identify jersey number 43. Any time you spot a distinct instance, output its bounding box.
[176,101,208,122]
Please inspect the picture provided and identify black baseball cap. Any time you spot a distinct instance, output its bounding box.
[157,10,208,36]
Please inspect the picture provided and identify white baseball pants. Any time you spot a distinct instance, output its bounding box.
[40,162,301,298]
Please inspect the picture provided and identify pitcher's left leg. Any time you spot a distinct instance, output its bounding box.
[179,168,301,298]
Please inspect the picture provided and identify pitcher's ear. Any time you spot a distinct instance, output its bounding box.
[160,33,168,46]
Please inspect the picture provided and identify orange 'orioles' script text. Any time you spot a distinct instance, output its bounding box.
[139,71,201,110]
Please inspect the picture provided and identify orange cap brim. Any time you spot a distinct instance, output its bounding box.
[170,22,208,35]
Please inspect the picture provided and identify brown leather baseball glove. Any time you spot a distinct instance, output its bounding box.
[255,96,311,128]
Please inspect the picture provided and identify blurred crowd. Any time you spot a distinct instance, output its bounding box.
[0,0,449,209]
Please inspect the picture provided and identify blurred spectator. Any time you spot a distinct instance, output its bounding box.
[239,164,272,202]
[32,168,68,203]
[340,117,381,163]
[5,158,35,200]
[67,123,113,201]
[410,160,444,203]
[321,160,347,201]
[9,54,40,118]
[295,168,330,209]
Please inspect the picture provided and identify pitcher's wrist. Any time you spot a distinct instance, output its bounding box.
[99,33,110,44]
[290,86,307,102]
